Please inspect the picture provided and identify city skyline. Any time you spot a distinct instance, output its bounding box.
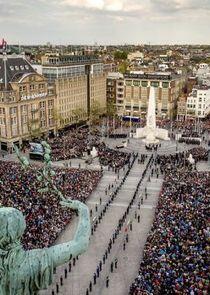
[1,0,210,45]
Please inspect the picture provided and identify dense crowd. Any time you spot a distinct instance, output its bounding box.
[0,161,102,250]
[48,127,131,169]
[49,128,91,160]
[97,144,130,169]
[130,147,209,294]
[178,137,201,145]
[157,118,210,134]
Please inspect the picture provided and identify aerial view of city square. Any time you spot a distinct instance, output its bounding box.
[0,0,209,294]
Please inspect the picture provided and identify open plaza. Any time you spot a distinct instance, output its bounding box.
[0,118,209,295]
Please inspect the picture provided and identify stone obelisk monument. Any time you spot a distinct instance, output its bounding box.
[134,87,169,144]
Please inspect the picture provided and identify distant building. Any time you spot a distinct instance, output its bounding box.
[158,64,169,71]
[187,77,197,94]
[186,85,210,118]
[106,72,123,110]
[116,72,185,119]
[0,54,55,151]
[42,54,107,128]
[127,51,144,62]
[196,63,210,86]
[103,63,117,73]
[177,96,187,120]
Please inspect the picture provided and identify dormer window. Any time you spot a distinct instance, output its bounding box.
[15,66,19,70]
[10,66,14,71]
[20,65,24,70]
[25,65,29,70]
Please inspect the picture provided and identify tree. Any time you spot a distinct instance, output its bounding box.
[72,107,87,127]
[118,61,129,74]
[27,118,42,140]
[106,100,116,118]
[89,101,105,126]
[52,108,65,134]
[114,50,128,60]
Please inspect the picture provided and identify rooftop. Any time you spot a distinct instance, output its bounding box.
[107,72,123,79]
[124,71,178,81]
[42,54,102,66]
[0,54,35,88]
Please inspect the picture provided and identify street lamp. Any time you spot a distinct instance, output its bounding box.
[130,100,133,135]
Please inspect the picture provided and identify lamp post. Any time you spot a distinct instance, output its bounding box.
[130,100,133,135]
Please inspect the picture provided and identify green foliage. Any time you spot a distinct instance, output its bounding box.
[118,61,128,74]
[190,56,210,64]
[72,107,87,124]
[114,50,128,60]
[106,100,116,118]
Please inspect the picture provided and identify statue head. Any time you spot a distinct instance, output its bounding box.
[0,207,26,251]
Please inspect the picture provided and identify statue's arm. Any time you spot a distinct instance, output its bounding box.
[46,200,91,268]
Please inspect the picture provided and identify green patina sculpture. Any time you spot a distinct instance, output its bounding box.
[0,142,91,294]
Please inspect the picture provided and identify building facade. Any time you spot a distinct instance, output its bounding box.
[42,55,107,128]
[0,54,56,151]
[116,72,185,119]
[186,86,210,118]
[106,72,123,104]
[177,96,187,120]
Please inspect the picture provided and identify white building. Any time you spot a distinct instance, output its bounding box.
[158,64,169,71]
[186,86,210,118]
[196,63,210,85]
[127,51,144,62]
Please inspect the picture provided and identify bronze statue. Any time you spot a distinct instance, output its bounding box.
[0,142,91,294]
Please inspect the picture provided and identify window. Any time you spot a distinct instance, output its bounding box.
[39,84,44,89]
[125,80,132,86]
[141,81,148,87]
[133,80,140,87]
[19,86,26,92]
[10,107,16,114]
[151,81,159,87]
[11,117,17,125]
[162,82,169,88]
[0,108,5,115]
[40,101,45,108]
[30,84,35,91]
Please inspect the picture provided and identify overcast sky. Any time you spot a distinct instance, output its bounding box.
[1,0,210,45]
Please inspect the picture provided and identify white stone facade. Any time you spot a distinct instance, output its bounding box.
[186,87,210,118]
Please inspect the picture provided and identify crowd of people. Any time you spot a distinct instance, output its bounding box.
[48,127,131,169]
[0,160,102,250]
[178,137,201,145]
[157,118,209,132]
[130,147,209,294]
[49,128,91,160]
[97,144,131,169]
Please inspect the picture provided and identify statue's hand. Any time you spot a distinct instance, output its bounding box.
[60,199,87,211]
